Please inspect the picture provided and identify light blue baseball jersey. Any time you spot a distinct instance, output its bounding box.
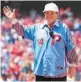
[23,20,74,76]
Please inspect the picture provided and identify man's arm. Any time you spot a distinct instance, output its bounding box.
[67,48,78,78]
[65,26,79,78]
[3,6,24,37]
[3,6,35,40]
[67,48,78,65]
[12,20,24,37]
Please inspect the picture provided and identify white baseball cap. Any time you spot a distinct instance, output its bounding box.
[43,2,59,12]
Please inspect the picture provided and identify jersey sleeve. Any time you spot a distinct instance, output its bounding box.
[65,24,78,64]
[23,25,36,41]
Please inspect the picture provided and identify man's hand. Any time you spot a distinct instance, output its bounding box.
[68,66,76,78]
[3,6,15,21]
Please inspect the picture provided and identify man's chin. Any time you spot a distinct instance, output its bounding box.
[47,21,55,26]
[47,20,55,24]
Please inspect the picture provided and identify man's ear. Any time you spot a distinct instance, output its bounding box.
[44,13,46,19]
[56,12,59,18]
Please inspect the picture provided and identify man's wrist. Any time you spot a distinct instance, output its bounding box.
[68,63,77,67]
[12,18,18,24]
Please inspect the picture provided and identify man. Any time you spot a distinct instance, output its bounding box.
[3,2,78,81]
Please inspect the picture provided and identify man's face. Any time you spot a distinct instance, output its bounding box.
[44,11,58,25]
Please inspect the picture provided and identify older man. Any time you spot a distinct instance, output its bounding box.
[3,2,78,81]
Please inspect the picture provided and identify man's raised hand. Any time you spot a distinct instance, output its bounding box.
[3,6,15,21]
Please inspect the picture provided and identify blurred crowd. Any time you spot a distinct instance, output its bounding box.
[0,6,81,81]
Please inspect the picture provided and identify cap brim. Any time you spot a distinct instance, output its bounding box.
[42,10,54,12]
